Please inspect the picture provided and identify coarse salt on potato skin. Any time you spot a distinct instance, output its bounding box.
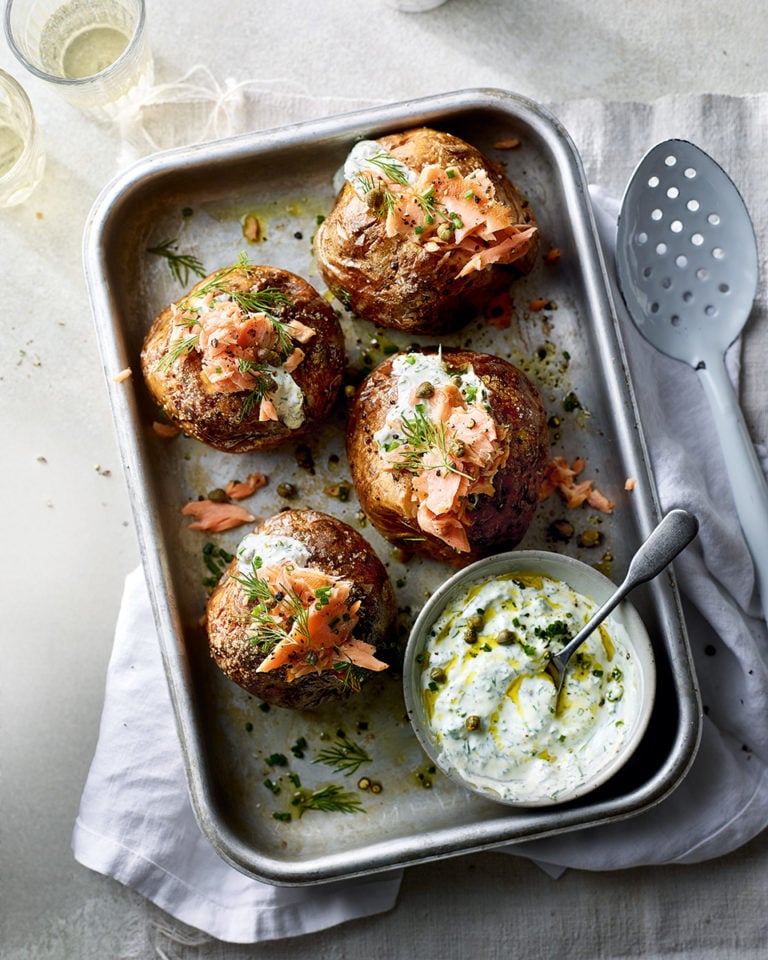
[346,349,549,567]
[140,264,345,453]
[315,127,538,336]
[205,510,397,710]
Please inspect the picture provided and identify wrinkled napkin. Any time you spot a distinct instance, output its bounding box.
[73,85,768,943]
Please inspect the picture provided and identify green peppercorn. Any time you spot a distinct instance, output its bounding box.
[436,222,455,242]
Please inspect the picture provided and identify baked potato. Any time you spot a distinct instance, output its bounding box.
[346,349,549,566]
[315,126,538,335]
[206,509,397,710]
[141,263,344,452]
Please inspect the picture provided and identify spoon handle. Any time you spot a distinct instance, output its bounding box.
[557,509,699,663]
[697,354,768,615]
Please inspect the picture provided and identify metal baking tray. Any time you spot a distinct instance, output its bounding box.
[84,88,702,885]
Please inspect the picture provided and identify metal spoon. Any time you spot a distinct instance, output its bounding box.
[615,139,768,613]
[548,509,699,709]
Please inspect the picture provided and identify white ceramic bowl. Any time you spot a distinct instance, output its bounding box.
[403,550,657,807]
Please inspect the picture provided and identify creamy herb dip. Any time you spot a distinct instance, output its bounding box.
[420,571,641,804]
[236,534,309,576]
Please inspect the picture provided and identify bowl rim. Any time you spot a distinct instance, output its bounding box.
[403,549,657,807]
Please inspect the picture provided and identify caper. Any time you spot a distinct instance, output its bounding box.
[466,614,484,631]
[453,440,466,458]
[496,628,516,645]
[277,482,297,498]
[366,188,384,211]
[415,381,435,398]
[436,222,455,242]
[305,649,318,665]
[465,715,481,731]
[263,349,282,366]
[207,487,228,503]
[462,626,478,645]
[429,666,446,683]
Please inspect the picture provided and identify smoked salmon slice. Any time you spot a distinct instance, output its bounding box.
[539,456,615,513]
[363,151,535,279]
[181,500,257,531]
[247,563,388,682]
[382,379,508,553]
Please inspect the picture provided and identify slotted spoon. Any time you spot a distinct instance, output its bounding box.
[616,139,768,613]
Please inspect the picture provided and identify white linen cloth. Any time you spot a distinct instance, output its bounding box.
[72,83,768,943]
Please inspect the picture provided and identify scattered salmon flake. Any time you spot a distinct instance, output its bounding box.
[539,456,614,514]
[323,481,352,502]
[380,368,510,553]
[152,421,181,438]
[493,137,521,150]
[225,472,269,499]
[112,367,132,382]
[624,477,637,491]
[528,298,552,312]
[181,499,258,532]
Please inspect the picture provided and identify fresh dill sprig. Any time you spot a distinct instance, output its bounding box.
[237,361,277,421]
[235,558,313,652]
[354,172,377,195]
[147,238,206,286]
[155,332,201,370]
[313,733,372,776]
[290,784,365,817]
[393,405,472,479]
[226,286,292,316]
[365,152,411,187]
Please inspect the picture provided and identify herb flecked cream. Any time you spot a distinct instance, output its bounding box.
[405,552,656,806]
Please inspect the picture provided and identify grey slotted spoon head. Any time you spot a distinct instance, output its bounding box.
[616,139,758,366]
[616,138,768,614]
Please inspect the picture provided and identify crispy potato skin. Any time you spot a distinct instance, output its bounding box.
[346,350,549,567]
[205,510,397,710]
[315,127,538,335]
[140,265,344,453]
